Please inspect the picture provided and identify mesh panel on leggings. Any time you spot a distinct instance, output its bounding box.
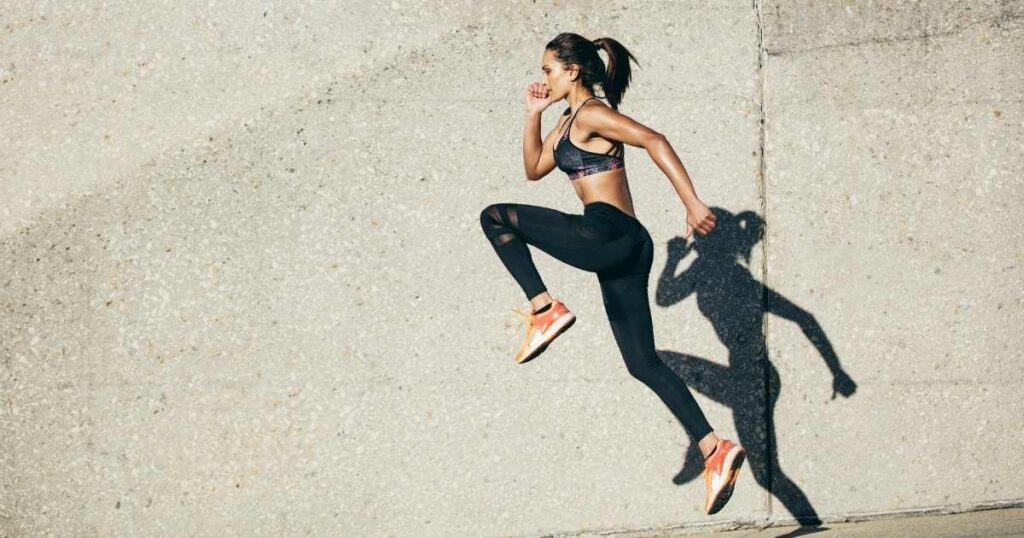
[480,203,549,300]
[483,205,518,246]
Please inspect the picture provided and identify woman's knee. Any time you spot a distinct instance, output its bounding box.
[482,204,518,244]
[624,352,667,380]
[480,204,500,230]
[481,203,509,225]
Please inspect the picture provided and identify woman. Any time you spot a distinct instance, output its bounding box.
[479,33,746,515]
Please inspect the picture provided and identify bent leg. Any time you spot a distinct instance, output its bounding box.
[480,203,549,300]
[599,273,714,441]
[480,202,636,300]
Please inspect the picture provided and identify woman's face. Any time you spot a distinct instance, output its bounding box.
[541,48,576,101]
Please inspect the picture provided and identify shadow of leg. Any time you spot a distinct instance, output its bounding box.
[656,350,733,485]
[746,363,823,529]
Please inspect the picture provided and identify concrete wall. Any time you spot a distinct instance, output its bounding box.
[2,0,1021,535]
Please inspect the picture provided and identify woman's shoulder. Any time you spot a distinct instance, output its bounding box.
[580,98,610,115]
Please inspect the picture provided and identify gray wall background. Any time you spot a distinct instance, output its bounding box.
[2,0,1022,535]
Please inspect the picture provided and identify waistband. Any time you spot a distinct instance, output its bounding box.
[583,201,640,222]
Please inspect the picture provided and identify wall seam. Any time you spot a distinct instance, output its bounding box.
[752,0,772,520]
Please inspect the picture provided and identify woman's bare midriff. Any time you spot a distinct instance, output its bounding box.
[572,168,637,219]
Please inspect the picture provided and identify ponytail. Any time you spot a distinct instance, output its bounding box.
[592,37,640,111]
[546,33,640,109]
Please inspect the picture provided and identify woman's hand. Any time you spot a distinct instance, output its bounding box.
[525,82,555,114]
[666,236,693,261]
[683,198,716,239]
[831,370,857,399]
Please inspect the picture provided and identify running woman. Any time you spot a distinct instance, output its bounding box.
[479,33,746,515]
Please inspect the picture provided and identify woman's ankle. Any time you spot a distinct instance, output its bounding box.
[528,293,553,313]
[698,432,720,459]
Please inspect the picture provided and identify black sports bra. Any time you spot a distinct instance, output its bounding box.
[553,96,625,181]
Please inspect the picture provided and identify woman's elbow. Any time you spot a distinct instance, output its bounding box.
[644,132,667,150]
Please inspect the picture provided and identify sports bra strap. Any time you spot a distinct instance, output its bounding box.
[558,96,624,158]
[558,96,599,142]
[567,96,598,129]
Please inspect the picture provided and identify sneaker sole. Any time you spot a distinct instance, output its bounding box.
[706,446,746,515]
[516,312,576,364]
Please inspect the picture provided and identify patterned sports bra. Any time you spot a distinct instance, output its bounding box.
[553,96,625,181]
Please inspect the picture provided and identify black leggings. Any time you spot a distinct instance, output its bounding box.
[480,201,714,442]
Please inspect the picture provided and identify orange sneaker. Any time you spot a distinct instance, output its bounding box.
[510,299,576,364]
[703,438,746,515]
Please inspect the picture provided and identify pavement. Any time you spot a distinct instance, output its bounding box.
[666,507,1024,537]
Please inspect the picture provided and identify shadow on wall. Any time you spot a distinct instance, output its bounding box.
[654,207,857,531]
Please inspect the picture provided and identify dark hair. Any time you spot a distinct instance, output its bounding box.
[545,32,640,111]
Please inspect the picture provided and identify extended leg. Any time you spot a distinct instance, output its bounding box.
[599,273,715,445]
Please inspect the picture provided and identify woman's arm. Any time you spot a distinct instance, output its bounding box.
[522,111,560,181]
[582,106,697,204]
[583,106,717,237]
[522,82,560,182]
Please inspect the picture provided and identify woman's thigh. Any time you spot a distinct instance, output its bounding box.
[596,230,656,353]
[497,203,639,274]
[596,225,654,284]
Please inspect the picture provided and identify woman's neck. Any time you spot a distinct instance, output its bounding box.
[567,92,596,111]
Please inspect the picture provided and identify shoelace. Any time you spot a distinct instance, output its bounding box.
[511,308,535,329]
[509,309,539,352]
[513,301,562,331]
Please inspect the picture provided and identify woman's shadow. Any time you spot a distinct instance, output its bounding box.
[654,207,856,533]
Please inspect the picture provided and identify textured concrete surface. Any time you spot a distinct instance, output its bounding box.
[660,506,1024,536]
[2,0,1022,536]
[762,0,1024,524]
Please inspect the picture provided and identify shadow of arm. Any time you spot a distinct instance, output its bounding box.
[763,286,844,377]
[655,237,695,306]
